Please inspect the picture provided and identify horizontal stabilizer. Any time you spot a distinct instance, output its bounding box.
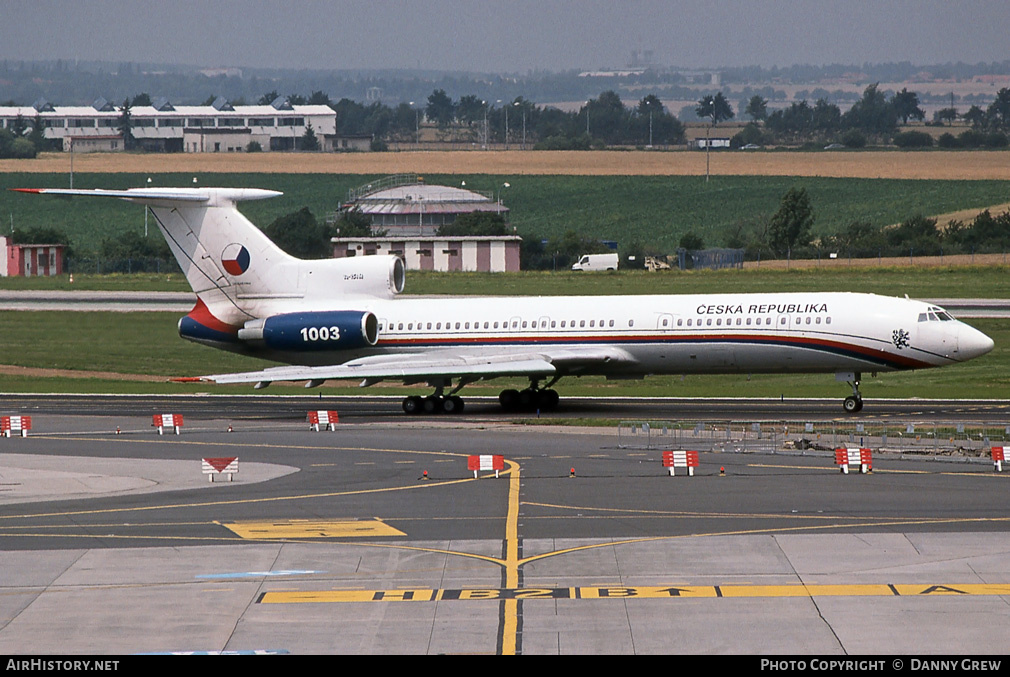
[10,187,281,207]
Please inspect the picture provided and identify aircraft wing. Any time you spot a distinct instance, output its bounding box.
[201,347,636,386]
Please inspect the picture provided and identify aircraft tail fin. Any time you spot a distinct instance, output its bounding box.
[12,187,297,327]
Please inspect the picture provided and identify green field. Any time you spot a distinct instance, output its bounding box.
[3,173,1010,253]
[4,266,1009,298]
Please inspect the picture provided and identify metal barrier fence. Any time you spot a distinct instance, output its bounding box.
[618,420,1010,457]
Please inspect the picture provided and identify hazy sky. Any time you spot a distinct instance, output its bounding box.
[4,0,1009,73]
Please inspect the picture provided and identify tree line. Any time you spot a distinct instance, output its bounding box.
[732,84,1010,149]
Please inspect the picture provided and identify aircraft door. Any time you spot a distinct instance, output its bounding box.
[657,313,675,331]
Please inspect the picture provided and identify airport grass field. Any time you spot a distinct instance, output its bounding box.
[3,171,1010,254]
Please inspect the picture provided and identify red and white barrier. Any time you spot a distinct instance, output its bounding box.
[1,415,31,438]
[202,457,238,482]
[153,413,184,435]
[835,447,873,474]
[663,450,699,476]
[468,454,505,478]
[992,447,1005,472]
[307,410,339,431]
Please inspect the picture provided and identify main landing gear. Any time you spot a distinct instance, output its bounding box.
[843,376,864,413]
[401,394,464,415]
[400,377,562,415]
[402,380,466,415]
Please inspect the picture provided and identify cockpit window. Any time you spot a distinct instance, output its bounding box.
[922,307,956,322]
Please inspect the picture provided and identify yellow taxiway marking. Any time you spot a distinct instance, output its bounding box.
[259,583,1010,604]
[222,519,406,539]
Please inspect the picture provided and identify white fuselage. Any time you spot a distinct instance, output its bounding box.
[258,291,991,376]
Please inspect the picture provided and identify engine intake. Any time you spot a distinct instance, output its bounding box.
[239,311,378,352]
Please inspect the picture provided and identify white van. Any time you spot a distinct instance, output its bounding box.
[571,253,619,271]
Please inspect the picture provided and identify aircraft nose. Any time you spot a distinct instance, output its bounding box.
[957,324,995,361]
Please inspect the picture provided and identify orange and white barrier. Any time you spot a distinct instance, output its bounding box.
[1,415,31,438]
[663,450,699,476]
[835,447,872,474]
[992,447,1005,472]
[202,457,238,482]
[468,454,505,478]
[153,413,184,435]
[308,410,339,431]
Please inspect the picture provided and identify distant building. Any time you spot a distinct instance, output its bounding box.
[338,174,509,237]
[0,96,337,153]
[1,236,65,277]
[332,236,521,272]
[695,138,731,149]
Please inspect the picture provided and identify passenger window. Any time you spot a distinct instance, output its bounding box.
[609,320,614,327]
[590,320,596,327]
[677,319,683,327]
[580,320,585,328]
[687,319,693,326]
[436,322,441,330]
[826,317,832,324]
[551,321,557,328]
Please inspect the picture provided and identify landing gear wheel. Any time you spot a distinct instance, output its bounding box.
[442,396,464,414]
[499,389,520,412]
[423,395,444,414]
[402,396,423,415]
[843,396,863,413]
[538,389,560,411]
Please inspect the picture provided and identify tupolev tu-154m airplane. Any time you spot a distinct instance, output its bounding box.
[15,186,994,414]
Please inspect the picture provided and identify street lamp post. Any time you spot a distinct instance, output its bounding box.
[497,182,510,214]
[409,101,419,149]
[482,100,488,150]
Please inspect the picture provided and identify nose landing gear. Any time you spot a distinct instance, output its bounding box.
[843,377,863,413]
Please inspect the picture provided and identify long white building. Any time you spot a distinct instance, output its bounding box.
[0,97,338,152]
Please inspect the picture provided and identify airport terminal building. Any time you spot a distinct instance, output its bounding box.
[0,97,338,152]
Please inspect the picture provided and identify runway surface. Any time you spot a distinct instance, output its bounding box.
[0,397,1009,655]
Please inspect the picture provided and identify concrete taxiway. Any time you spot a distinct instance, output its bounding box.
[1,402,1009,655]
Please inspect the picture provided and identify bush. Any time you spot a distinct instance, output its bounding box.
[841,130,866,148]
[730,122,765,148]
[985,132,1008,148]
[246,141,262,152]
[958,130,988,148]
[892,131,933,148]
[533,134,591,151]
[937,133,959,149]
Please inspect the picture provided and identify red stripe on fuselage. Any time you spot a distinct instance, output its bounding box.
[371,332,933,370]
